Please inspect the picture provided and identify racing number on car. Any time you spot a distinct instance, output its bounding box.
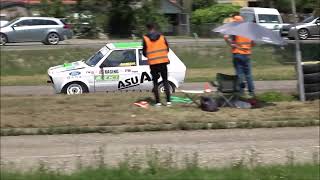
[118,72,151,90]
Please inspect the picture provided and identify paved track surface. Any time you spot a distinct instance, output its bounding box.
[1,127,319,171]
[0,80,296,96]
[0,39,226,51]
[1,38,318,51]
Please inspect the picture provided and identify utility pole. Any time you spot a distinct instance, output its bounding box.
[290,0,305,101]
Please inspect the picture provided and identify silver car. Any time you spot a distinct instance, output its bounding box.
[0,17,73,45]
[281,16,320,40]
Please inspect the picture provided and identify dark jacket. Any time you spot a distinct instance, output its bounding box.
[142,32,169,57]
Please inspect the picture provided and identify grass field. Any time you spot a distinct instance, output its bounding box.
[0,45,296,85]
[1,92,318,135]
[1,163,319,180]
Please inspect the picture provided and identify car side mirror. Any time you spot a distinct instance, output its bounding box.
[12,24,17,30]
[99,64,105,69]
[316,20,320,25]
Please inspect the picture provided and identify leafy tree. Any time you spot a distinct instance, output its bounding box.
[133,0,169,36]
[260,0,319,13]
[39,0,65,18]
[191,4,241,25]
[192,0,216,11]
[107,0,134,37]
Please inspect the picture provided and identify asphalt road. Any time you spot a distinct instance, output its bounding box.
[0,80,296,96]
[0,38,226,51]
[0,38,319,51]
[1,127,319,172]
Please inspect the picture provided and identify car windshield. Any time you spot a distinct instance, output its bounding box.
[3,17,20,26]
[258,15,280,23]
[85,46,109,66]
[241,13,256,22]
[302,16,315,23]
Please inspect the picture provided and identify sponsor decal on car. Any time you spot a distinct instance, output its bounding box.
[95,74,120,81]
[118,72,151,90]
[119,62,136,66]
[69,71,81,76]
[105,69,119,74]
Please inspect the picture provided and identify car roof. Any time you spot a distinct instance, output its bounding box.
[18,17,60,21]
[106,42,142,49]
[241,7,280,15]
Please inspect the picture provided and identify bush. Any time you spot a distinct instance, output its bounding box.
[191,4,241,25]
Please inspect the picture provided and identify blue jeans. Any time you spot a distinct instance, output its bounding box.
[233,54,255,94]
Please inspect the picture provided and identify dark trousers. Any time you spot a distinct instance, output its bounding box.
[233,54,255,94]
[150,63,170,103]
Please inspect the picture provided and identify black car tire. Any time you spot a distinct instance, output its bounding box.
[45,32,60,45]
[62,82,89,95]
[304,72,320,84]
[305,91,320,101]
[158,81,175,94]
[0,33,8,46]
[303,63,320,74]
[304,83,320,93]
[298,29,310,40]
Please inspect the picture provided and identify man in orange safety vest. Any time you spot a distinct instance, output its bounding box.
[224,13,256,96]
[142,23,171,107]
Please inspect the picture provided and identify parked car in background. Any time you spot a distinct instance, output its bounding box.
[0,17,73,45]
[48,42,186,95]
[0,15,9,27]
[240,7,289,34]
[281,16,320,40]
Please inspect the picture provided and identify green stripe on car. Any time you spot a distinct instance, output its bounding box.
[113,42,142,48]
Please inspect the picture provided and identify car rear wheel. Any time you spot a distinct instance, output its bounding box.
[62,82,88,95]
[0,33,8,46]
[158,82,175,94]
[46,32,60,45]
[298,29,309,40]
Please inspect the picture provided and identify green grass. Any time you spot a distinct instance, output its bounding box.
[1,163,319,180]
[1,92,319,135]
[0,45,296,85]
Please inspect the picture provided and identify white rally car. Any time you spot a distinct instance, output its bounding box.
[48,42,186,95]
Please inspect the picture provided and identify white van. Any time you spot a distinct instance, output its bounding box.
[240,7,287,33]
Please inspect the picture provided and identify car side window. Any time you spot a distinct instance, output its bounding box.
[45,20,58,25]
[138,49,148,66]
[14,20,33,27]
[32,19,43,25]
[102,50,136,67]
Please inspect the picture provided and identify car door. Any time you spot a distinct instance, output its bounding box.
[95,49,140,92]
[27,19,49,41]
[309,18,320,37]
[137,49,153,91]
[11,19,33,42]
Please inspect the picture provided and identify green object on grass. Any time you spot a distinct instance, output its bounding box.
[170,96,193,103]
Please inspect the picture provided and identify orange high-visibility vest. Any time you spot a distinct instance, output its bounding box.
[143,35,169,65]
[232,35,252,55]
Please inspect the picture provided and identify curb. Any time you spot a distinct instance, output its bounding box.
[1,119,319,136]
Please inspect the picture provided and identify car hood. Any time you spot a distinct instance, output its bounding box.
[48,60,87,74]
[283,23,307,29]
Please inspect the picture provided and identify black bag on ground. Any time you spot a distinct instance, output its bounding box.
[200,96,219,112]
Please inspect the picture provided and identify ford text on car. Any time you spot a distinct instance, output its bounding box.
[47,42,186,95]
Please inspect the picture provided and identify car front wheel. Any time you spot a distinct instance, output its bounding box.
[0,33,8,45]
[62,82,88,95]
[46,32,60,45]
[298,29,309,40]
